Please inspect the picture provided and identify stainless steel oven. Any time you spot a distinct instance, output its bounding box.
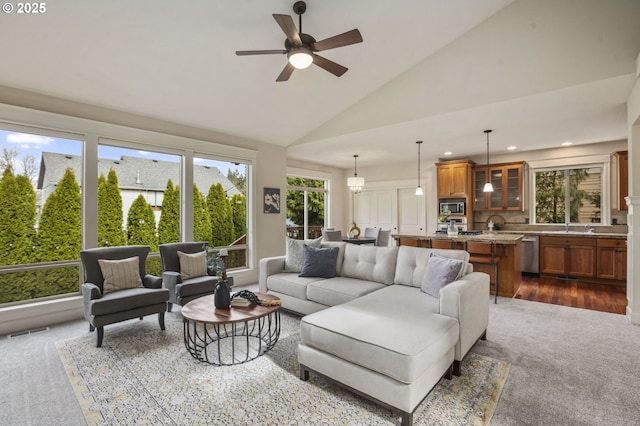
[436,217,467,232]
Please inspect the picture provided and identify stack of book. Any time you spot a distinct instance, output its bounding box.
[230,297,252,307]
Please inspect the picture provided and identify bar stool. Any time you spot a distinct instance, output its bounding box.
[465,240,500,304]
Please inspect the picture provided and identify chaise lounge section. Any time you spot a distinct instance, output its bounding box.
[259,241,490,425]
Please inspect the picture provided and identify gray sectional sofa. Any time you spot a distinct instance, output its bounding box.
[259,241,490,425]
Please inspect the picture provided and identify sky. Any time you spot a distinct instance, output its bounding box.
[0,129,246,179]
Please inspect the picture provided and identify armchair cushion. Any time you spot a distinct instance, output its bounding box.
[89,287,169,316]
[98,256,143,294]
[178,250,207,280]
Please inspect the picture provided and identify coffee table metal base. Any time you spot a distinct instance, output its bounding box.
[183,311,280,366]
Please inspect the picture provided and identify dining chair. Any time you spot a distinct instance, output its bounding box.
[363,227,380,239]
[375,229,391,246]
[322,229,343,241]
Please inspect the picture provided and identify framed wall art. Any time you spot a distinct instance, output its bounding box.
[263,187,280,213]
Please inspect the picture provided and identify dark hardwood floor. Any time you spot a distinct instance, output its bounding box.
[513,274,627,315]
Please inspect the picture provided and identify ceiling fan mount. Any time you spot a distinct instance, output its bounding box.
[235,1,363,82]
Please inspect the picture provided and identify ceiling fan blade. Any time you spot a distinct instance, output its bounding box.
[312,29,363,51]
[236,49,287,56]
[276,62,295,82]
[273,14,302,46]
[312,54,348,77]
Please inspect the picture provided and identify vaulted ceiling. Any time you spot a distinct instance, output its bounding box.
[1,0,639,169]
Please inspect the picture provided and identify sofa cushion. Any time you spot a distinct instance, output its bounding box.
[421,254,465,297]
[178,250,207,280]
[306,277,386,307]
[394,246,469,288]
[98,256,143,294]
[340,245,398,285]
[266,273,325,300]
[300,285,458,384]
[284,237,322,273]
[320,241,346,275]
[299,245,340,278]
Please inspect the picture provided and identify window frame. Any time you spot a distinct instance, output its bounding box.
[528,154,611,226]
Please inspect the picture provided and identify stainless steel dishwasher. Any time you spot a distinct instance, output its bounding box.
[521,235,539,274]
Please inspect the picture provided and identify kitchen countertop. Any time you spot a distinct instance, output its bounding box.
[392,233,524,244]
[393,230,628,244]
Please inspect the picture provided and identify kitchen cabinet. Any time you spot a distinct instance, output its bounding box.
[539,236,596,278]
[436,160,474,198]
[473,162,524,211]
[615,151,628,211]
[596,238,627,281]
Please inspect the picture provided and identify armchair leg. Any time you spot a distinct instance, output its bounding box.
[96,327,104,347]
[167,302,173,313]
[158,312,166,331]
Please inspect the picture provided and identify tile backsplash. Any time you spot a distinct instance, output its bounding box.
[473,210,628,234]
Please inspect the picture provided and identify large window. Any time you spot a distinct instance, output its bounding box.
[0,127,83,304]
[534,165,603,225]
[194,155,248,271]
[286,176,327,240]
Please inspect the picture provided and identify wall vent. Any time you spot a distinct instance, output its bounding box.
[8,327,50,339]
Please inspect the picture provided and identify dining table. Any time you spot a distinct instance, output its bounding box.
[342,237,376,245]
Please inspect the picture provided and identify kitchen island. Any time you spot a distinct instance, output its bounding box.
[393,233,523,298]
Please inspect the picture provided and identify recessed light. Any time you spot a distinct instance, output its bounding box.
[444,151,452,156]
[562,141,573,146]
[507,146,517,150]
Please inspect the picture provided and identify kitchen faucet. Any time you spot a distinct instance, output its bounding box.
[584,223,594,233]
[565,222,569,232]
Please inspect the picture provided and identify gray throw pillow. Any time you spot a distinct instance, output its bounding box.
[421,254,464,298]
[284,237,322,272]
[299,245,339,278]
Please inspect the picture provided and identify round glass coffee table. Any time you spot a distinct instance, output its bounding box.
[181,293,281,366]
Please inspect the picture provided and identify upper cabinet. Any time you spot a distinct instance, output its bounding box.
[473,162,525,211]
[615,151,628,211]
[436,160,474,198]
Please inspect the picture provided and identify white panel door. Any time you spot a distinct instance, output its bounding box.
[375,190,397,232]
[398,188,425,234]
[354,190,397,231]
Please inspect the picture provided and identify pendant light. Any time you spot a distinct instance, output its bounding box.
[415,141,424,195]
[483,130,494,193]
[347,154,364,193]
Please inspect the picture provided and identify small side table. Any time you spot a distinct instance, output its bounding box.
[181,293,281,366]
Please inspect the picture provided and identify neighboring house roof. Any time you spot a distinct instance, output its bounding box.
[37,152,241,197]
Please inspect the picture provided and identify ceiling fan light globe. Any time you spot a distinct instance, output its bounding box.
[288,48,313,69]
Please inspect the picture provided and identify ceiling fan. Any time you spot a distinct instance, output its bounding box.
[235,1,363,82]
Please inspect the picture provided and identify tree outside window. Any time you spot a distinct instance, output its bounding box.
[535,167,602,224]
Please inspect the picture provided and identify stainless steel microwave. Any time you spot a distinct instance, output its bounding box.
[439,201,466,215]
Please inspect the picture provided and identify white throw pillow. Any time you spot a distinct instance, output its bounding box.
[178,250,208,280]
[98,256,143,294]
[421,254,464,298]
[284,237,323,273]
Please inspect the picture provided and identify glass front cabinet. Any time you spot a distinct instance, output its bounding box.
[473,162,525,211]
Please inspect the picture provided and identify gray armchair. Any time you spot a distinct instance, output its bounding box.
[80,246,169,347]
[159,242,219,312]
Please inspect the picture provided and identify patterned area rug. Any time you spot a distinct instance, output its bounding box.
[56,312,509,425]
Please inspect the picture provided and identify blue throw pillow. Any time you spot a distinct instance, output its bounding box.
[299,245,339,278]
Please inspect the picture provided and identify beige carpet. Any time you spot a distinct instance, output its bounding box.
[56,312,509,425]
